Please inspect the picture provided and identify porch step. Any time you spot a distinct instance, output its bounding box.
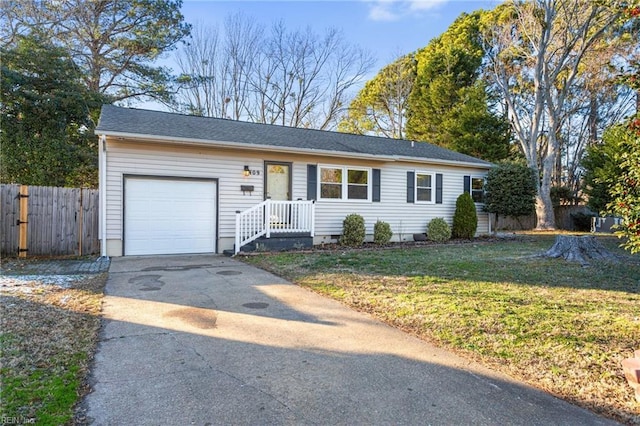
[234,233,313,254]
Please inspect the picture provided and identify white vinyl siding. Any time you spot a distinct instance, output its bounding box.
[105,141,266,254]
[311,162,489,240]
[104,138,490,254]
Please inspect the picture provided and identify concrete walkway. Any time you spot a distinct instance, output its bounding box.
[81,255,615,425]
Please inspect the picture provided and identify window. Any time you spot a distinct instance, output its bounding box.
[407,172,442,204]
[320,167,342,199]
[415,172,435,203]
[319,166,370,201]
[348,169,368,199]
[471,177,485,203]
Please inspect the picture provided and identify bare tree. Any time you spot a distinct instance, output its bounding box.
[222,13,263,120]
[174,14,374,130]
[175,24,224,116]
[175,16,263,118]
[482,0,631,229]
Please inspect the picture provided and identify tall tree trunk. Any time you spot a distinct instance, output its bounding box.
[537,138,557,229]
[554,130,562,187]
[535,190,556,229]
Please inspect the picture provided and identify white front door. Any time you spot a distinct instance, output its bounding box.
[265,163,291,200]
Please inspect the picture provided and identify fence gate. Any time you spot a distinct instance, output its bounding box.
[1,184,100,257]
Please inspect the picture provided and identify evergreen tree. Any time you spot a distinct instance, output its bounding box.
[2,0,191,102]
[0,36,104,187]
[339,54,416,139]
[598,116,640,253]
[406,11,510,162]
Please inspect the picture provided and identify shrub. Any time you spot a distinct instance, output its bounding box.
[484,163,537,218]
[427,218,451,243]
[452,192,478,239]
[373,220,393,245]
[340,214,365,246]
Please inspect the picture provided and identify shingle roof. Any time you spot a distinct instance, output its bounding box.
[96,105,492,167]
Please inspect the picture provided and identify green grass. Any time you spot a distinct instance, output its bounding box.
[2,360,81,425]
[243,235,640,424]
[0,273,107,425]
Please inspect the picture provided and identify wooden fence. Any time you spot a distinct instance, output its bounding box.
[493,205,593,231]
[1,184,100,257]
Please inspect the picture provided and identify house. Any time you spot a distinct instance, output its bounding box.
[95,105,493,257]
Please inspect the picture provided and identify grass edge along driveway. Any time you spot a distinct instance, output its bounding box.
[242,234,640,425]
[0,273,107,425]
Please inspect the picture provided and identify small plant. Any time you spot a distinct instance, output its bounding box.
[340,214,365,246]
[452,192,478,239]
[374,220,393,245]
[427,217,451,243]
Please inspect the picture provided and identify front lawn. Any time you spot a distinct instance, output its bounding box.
[0,273,107,425]
[243,234,640,424]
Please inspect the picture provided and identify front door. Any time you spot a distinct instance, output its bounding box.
[265,162,292,201]
[265,162,292,228]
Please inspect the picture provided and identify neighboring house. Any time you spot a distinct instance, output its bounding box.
[95,105,493,256]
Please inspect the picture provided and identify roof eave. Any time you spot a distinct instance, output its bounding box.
[97,130,393,162]
[395,156,494,169]
[96,129,493,169]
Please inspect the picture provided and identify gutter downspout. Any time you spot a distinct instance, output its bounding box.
[99,135,109,258]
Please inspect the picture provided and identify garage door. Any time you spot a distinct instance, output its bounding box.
[124,177,217,255]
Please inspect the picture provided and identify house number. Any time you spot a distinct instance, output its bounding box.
[250,170,260,175]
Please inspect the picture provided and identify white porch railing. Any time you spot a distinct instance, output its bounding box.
[235,199,315,254]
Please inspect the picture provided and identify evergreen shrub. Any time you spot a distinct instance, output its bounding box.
[373,220,393,245]
[427,218,451,242]
[452,193,478,239]
[340,214,365,246]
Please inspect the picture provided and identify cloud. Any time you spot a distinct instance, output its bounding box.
[408,0,448,11]
[368,2,401,21]
[366,0,448,21]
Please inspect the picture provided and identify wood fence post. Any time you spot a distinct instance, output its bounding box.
[18,185,28,258]
[79,189,83,256]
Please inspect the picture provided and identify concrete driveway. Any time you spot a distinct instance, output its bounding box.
[81,255,615,425]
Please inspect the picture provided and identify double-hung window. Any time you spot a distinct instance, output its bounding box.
[320,167,342,199]
[415,171,435,203]
[319,166,370,201]
[471,177,485,203]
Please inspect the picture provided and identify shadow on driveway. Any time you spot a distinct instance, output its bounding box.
[80,254,617,425]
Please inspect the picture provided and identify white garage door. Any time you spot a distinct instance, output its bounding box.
[124,178,216,255]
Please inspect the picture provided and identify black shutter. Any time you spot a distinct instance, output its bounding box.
[407,171,415,203]
[435,173,443,204]
[463,175,471,194]
[307,164,317,200]
[372,169,381,202]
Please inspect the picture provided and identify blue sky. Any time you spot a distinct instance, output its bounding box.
[141,1,499,110]
[178,0,500,70]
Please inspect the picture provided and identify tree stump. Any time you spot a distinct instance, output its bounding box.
[543,235,619,266]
